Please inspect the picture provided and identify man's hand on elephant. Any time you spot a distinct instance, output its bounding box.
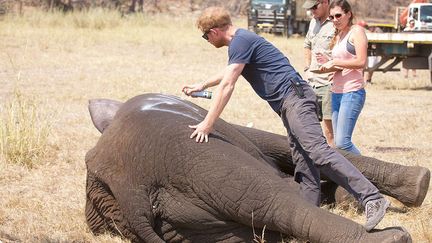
[182,82,206,96]
[189,121,212,143]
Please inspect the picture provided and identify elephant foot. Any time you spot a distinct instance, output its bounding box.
[410,167,430,207]
[387,166,431,207]
[366,227,412,243]
[334,165,430,208]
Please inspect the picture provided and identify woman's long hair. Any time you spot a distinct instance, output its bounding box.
[329,0,354,49]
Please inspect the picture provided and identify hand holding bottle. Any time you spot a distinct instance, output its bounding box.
[182,82,212,99]
[182,82,205,96]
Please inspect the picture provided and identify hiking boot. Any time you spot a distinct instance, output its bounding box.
[364,198,390,231]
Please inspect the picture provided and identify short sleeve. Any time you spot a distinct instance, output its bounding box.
[304,33,312,49]
[228,36,254,65]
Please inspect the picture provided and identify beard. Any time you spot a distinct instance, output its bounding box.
[212,39,225,48]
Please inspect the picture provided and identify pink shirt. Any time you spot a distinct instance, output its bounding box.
[331,29,365,93]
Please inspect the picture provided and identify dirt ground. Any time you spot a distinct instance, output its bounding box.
[0,11,431,242]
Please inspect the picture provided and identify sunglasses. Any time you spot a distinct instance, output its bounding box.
[329,13,343,20]
[202,30,210,40]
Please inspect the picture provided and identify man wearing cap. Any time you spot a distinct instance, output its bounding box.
[303,0,335,146]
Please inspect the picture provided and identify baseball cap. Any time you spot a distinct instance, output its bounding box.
[302,0,320,9]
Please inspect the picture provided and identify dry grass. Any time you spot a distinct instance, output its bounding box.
[0,10,431,242]
[0,89,53,168]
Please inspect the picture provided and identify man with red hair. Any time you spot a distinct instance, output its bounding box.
[182,6,388,231]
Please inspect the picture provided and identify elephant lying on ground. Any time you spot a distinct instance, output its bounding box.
[85,93,429,242]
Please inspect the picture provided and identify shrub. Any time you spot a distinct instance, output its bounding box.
[0,90,52,168]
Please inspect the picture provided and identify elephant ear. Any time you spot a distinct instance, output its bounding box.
[88,99,123,133]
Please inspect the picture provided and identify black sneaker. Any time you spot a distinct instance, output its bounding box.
[364,198,390,231]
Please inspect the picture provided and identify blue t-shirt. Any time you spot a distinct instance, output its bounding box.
[228,29,300,113]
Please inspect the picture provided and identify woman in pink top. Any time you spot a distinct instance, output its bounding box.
[319,0,367,155]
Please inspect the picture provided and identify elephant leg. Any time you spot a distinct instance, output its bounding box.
[187,145,411,242]
[267,191,411,242]
[340,151,430,207]
[85,172,140,241]
[231,124,295,174]
[228,178,410,242]
[153,218,286,242]
[232,124,430,207]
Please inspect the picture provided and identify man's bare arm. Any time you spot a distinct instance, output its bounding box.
[189,63,245,142]
[304,48,312,71]
[182,70,225,95]
[202,70,225,89]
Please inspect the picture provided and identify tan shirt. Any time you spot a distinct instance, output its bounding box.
[304,18,335,87]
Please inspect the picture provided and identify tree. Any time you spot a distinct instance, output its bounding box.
[129,0,143,12]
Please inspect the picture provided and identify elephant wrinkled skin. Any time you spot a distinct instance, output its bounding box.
[85,93,428,242]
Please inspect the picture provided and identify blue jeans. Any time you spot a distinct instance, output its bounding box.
[332,89,366,155]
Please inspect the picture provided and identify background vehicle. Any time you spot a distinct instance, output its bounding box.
[365,0,432,82]
[366,32,432,82]
[365,0,432,32]
[398,0,432,31]
[247,0,310,36]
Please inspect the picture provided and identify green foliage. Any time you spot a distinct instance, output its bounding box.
[0,90,52,168]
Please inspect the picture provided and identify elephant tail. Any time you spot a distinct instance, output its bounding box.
[88,99,123,133]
